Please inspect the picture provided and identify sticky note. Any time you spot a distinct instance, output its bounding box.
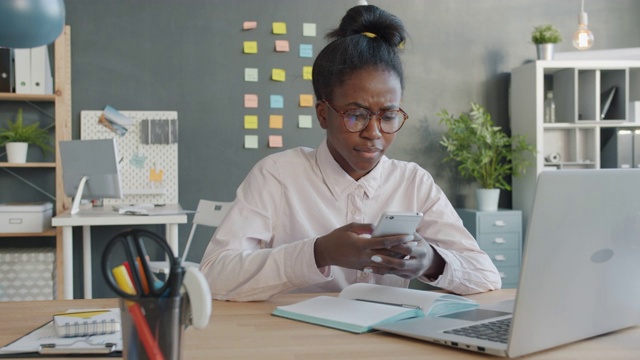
[299,94,314,107]
[269,115,284,129]
[244,94,258,108]
[244,115,258,129]
[270,95,284,108]
[243,21,257,30]
[269,135,283,148]
[298,115,313,128]
[302,66,313,80]
[275,40,290,52]
[245,68,258,82]
[303,23,316,37]
[299,44,313,58]
[244,135,259,149]
[272,22,287,34]
[272,68,286,82]
[243,41,258,54]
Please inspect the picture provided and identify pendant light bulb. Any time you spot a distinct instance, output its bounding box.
[572,5,594,50]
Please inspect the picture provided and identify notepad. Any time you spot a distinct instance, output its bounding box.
[271,283,478,334]
[53,308,121,338]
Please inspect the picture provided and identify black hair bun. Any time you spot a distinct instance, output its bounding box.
[326,5,407,50]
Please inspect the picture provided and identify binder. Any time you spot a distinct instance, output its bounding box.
[0,47,13,92]
[601,128,633,169]
[30,46,53,94]
[634,130,640,168]
[13,48,30,94]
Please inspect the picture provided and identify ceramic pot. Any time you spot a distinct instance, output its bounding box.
[536,43,555,60]
[476,188,500,212]
[5,142,28,163]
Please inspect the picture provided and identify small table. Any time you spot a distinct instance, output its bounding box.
[52,204,188,299]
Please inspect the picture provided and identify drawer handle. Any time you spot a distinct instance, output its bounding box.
[494,254,506,261]
[494,220,506,227]
[493,237,506,244]
[499,272,507,278]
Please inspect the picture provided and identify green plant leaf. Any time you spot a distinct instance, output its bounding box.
[438,103,537,191]
[0,108,53,155]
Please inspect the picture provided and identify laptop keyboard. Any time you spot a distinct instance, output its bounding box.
[444,318,511,344]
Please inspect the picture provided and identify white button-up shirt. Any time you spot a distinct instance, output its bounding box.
[200,140,501,301]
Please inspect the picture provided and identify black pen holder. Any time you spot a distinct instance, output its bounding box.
[119,295,188,360]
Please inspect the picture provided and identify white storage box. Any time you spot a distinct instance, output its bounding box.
[0,202,53,233]
[0,247,56,301]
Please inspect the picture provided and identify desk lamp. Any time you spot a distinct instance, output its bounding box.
[0,0,65,48]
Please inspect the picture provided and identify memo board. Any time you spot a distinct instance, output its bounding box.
[80,110,178,205]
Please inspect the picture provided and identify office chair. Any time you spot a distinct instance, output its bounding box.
[149,199,232,274]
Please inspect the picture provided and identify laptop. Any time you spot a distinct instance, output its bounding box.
[375,169,640,357]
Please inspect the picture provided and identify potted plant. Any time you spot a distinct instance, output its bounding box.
[531,24,562,60]
[0,108,53,163]
[438,103,536,211]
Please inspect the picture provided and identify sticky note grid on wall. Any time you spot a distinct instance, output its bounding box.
[80,110,179,205]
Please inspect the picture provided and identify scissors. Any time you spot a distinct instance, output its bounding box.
[101,228,182,299]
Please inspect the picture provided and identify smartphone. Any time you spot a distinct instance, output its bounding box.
[372,211,423,237]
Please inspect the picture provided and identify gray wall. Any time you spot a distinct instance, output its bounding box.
[6,0,640,298]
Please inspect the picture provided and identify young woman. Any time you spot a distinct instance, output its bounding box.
[199,5,500,301]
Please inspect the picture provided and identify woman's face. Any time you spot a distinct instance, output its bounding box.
[316,67,403,180]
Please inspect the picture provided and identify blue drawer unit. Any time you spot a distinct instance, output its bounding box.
[456,209,523,289]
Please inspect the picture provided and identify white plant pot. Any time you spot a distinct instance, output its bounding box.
[476,188,500,212]
[5,142,28,163]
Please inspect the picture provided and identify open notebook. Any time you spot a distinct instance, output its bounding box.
[272,283,477,333]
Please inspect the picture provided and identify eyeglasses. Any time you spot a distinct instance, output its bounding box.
[322,100,408,134]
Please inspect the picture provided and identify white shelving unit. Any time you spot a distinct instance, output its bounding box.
[510,60,640,229]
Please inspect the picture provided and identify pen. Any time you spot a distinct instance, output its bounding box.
[129,302,166,360]
[112,265,165,360]
[135,257,151,295]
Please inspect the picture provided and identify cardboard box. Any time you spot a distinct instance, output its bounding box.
[0,202,53,233]
[0,247,56,301]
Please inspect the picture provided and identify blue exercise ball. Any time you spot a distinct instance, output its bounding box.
[0,0,65,48]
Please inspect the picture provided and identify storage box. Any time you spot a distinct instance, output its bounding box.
[0,202,53,233]
[0,247,56,301]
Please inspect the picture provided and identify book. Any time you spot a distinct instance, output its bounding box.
[271,283,478,334]
[52,308,121,338]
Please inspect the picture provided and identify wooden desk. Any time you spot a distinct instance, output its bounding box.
[1,290,638,359]
[51,205,188,299]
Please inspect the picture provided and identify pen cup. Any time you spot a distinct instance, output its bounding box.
[119,295,188,360]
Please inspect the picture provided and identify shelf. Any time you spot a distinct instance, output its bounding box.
[0,93,56,102]
[0,162,56,168]
[0,228,57,237]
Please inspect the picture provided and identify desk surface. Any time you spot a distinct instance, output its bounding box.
[1,290,638,359]
[52,204,189,226]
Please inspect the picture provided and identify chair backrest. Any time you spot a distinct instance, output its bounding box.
[182,199,232,264]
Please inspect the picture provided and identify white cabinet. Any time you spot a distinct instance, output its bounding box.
[510,60,640,227]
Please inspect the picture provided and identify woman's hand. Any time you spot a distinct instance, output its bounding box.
[364,232,445,279]
[314,222,414,270]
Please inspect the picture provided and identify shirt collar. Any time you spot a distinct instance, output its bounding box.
[316,139,386,200]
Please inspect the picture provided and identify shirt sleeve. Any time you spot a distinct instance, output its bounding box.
[413,172,502,295]
[199,157,331,301]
